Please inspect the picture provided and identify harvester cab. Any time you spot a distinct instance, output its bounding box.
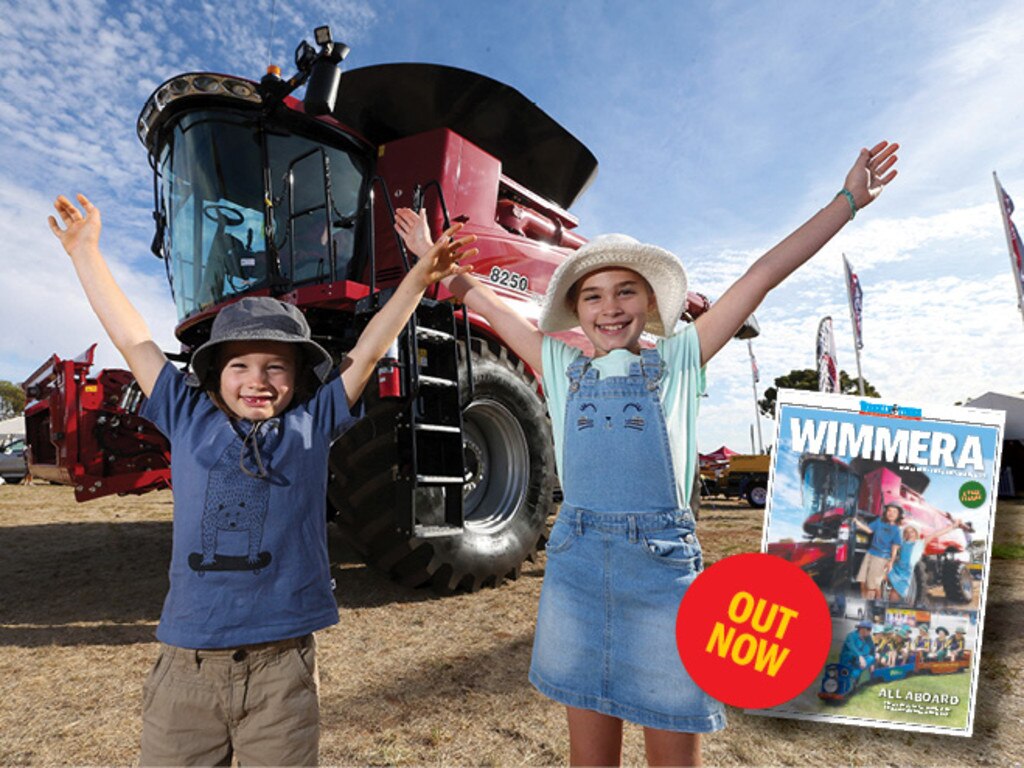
[23,27,756,591]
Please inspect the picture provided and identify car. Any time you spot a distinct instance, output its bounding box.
[0,437,28,483]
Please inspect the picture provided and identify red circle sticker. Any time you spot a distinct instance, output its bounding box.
[676,553,831,710]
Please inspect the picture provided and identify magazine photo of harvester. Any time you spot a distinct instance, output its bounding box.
[767,453,979,609]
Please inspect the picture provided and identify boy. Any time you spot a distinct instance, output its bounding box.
[854,503,904,600]
[48,193,475,765]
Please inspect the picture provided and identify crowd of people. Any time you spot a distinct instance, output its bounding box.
[840,614,969,686]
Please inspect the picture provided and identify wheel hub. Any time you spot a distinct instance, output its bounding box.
[460,397,529,534]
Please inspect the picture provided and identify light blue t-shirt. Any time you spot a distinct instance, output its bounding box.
[888,539,926,597]
[142,362,360,649]
[541,324,706,508]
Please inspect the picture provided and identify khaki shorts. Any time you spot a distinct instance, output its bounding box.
[140,634,319,766]
[857,552,890,590]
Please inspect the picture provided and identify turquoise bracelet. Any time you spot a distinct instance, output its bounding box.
[837,188,857,220]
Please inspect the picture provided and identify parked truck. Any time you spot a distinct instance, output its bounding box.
[23,27,754,591]
[700,453,770,507]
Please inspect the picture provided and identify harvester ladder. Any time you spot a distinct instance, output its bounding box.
[394,298,466,538]
[357,179,467,539]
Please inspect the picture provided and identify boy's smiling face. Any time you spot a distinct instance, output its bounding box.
[218,341,298,420]
[573,267,657,357]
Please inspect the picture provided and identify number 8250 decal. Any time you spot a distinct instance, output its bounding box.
[489,266,530,292]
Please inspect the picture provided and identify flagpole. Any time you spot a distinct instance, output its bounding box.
[993,171,1024,328]
[747,340,764,453]
[843,254,866,396]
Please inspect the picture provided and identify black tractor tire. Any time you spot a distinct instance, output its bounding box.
[942,559,973,604]
[745,481,768,508]
[901,562,925,608]
[328,339,555,592]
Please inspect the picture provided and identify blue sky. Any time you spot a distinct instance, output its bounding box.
[2,0,1023,454]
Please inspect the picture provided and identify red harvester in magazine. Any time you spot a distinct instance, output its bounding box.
[767,454,974,606]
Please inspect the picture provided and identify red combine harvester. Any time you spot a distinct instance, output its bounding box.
[767,454,974,605]
[23,27,755,591]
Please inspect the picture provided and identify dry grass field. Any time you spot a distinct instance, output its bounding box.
[0,484,1022,766]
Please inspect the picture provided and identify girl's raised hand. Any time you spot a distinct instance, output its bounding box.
[394,207,435,259]
[48,194,101,257]
[844,141,899,210]
[413,222,477,287]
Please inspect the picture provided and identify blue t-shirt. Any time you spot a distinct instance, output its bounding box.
[867,518,902,559]
[141,362,360,648]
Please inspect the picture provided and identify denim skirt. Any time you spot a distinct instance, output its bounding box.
[528,506,726,733]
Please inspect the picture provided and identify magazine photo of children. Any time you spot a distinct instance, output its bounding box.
[754,389,1004,735]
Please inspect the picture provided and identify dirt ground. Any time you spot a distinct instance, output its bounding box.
[0,485,1021,766]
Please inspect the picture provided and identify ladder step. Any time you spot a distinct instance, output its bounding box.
[416,474,465,484]
[414,424,461,434]
[419,375,457,388]
[416,327,455,343]
[413,523,464,539]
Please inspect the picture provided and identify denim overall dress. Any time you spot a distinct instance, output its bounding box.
[528,348,726,732]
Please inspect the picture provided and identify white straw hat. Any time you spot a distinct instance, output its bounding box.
[538,234,688,335]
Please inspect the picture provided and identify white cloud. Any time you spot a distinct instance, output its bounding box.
[0,0,376,384]
[0,181,179,380]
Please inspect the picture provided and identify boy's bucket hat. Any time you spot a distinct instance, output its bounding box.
[538,234,688,336]
[189,297,334,385]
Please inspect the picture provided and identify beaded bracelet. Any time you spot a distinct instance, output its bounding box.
[837,188,857,220]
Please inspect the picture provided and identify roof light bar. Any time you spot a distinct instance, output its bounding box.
[137,73,262,148]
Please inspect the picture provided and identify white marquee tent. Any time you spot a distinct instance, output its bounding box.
[0,416,24,438]
[963,392,1024,441]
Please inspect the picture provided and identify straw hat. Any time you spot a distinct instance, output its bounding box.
[538,234,688,336]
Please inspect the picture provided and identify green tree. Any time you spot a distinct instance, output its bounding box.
[758,368,879,417]
[0,381,26,420]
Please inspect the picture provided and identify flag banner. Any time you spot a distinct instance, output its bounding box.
[816,317,838,393]
[995,174,1024,314]
[749,340,760,383]
[844,255,864,350]
[749,390,1005,736]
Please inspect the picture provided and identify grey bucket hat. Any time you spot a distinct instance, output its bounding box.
[188,296,334,386]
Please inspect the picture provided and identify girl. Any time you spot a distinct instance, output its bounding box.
[396,141,898,766]
[48,194,475,766]
[887,518,965,603]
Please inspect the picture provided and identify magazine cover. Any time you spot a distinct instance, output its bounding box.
[751,389,1005,736]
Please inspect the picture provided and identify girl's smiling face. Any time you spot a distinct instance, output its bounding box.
[572,267,656,357]
[217,341,298,420]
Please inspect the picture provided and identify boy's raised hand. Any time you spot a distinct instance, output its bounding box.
[844,141,899,209]
[48,194,101,257]
[394,207,434,258]
[412,222,477,287]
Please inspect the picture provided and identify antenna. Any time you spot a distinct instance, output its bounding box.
[266,0,279,66]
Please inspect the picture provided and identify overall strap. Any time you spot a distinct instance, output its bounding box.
[639,347,664,392]
[566,354,592,393]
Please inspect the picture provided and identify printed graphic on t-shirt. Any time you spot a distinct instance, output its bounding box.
[188,434,272,574]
